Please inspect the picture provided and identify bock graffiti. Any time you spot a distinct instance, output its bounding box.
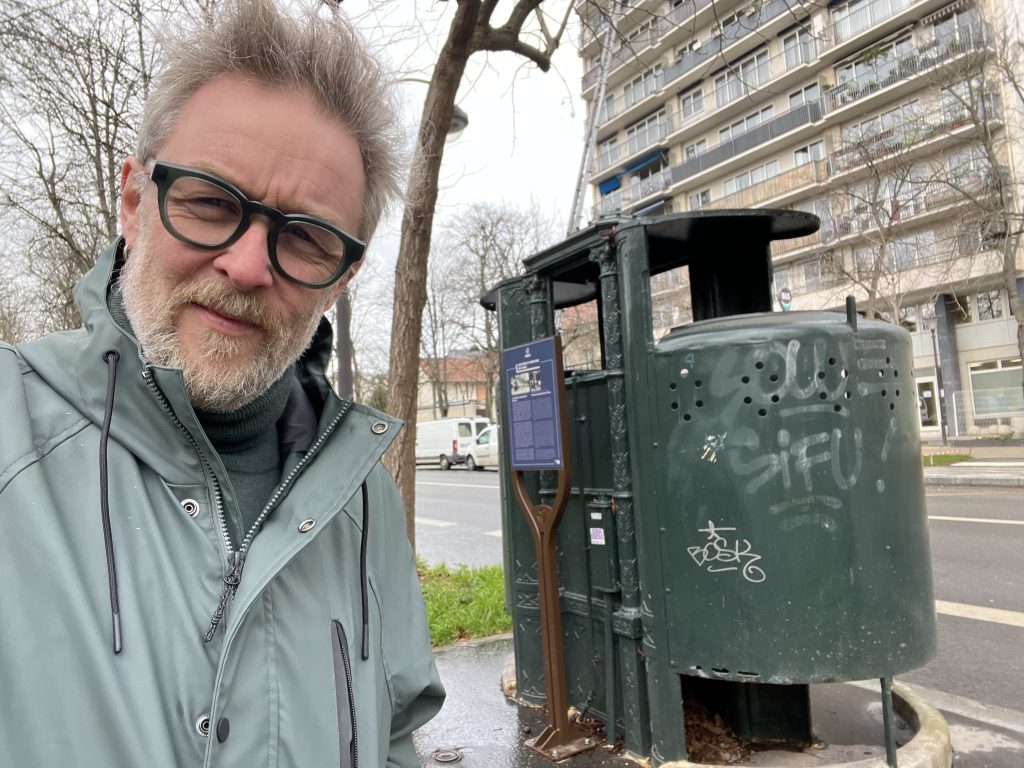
[687,521,766,583]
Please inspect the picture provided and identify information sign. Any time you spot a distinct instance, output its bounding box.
[503,337,565,470]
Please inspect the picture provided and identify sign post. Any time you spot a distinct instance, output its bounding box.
[503,336,595,760]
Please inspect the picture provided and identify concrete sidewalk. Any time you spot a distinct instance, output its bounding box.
[921,443,1024,487]
[414,636,1024,768]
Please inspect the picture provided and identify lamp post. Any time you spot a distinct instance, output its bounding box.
[333,82,468,398]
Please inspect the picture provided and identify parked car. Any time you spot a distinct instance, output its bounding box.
[465,425,500,470]
[415,417,491,469]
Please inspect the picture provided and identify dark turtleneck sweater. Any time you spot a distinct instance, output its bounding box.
[108,287,291,550]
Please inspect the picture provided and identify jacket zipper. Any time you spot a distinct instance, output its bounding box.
[331,619,359,768]
[143,369,353,640]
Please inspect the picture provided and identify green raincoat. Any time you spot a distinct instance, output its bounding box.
[0,242,444,767]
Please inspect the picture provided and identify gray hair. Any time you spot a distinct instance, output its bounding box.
[136,0,402,241]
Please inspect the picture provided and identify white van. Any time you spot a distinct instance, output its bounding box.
[415,417,491,469]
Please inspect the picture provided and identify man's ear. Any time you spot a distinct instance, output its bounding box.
[119,157,145,251]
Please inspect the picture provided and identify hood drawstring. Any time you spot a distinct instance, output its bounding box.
[360,480,369,661]
[99,350,123,654]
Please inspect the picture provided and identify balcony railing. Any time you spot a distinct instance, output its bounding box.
[595,116,672,173]
[670,100,821,185]
[825,0,913,46]
[828,93,1002,173]
[705,159,829,210]
[821,24,990,114]
[593,166,674,219]
[583,0,799,94]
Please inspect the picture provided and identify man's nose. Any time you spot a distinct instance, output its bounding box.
[211,219,275,291]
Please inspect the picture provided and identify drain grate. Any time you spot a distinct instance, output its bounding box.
[432,747,463,763]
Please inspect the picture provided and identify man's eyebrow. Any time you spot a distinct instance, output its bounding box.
[189,162,342,224]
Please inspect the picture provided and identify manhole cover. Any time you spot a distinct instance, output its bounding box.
[432,748,463,763]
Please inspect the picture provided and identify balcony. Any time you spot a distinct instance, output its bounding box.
[593,166,674,219]
[825,0,914,46]
[594,116,672,174]
[583,0,801,96]
[659,0,801,91]
[670,100,822,186]
[705,159,829,210]
[828,92,1002,174]
[821,24,991,115]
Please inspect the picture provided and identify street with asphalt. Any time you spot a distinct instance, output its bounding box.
[412,448,1024,767]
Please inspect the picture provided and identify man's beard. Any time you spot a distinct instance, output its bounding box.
[119,218,322,413]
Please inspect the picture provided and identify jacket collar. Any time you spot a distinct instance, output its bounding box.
[19,240,399,482]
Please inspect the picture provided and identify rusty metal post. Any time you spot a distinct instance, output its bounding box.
[511,336,596,761]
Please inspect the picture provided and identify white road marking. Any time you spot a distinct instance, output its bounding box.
[485,530,503,538]
[954,461,1024,468]
[415,517,456,528]
[416,480,498,490]
[936,600,1024,629]
[848,680,1024,736]
[929,515,1024,526]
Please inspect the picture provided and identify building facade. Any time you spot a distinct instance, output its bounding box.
[578,0,1024,436]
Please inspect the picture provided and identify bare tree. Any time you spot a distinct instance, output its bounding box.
[928,16,1024,399]
[419,248,462,420]
[384,1,572,548]
[0,0,206,334]
[439,199,561,418]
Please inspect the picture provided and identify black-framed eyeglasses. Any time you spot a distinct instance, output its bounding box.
[148,160,365,289]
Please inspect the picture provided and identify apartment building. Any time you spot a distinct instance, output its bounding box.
[577,0,1024,435]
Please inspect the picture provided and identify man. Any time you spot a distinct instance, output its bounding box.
[0,2,443,766]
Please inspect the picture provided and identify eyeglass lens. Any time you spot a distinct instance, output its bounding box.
[163,174,348,285]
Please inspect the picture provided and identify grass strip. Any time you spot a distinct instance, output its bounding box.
[419,559,511,647]
[922,454,972,466]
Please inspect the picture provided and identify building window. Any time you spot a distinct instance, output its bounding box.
[803,250,844,290]
[679,87,704,120]
[836,36,913,90]
[689,189,711,210]
[714,48,769,107]
[794,140,824,166]
[969,357,1023,415]
[783,27,814,69]
[624,66,662,109]
[723,159,779,196]
[597,136,618,170]
[626,111,667,156]
[975,290,1003,320]
[774,266,791,290]
[789,83,820,111]
[684,138,707,160]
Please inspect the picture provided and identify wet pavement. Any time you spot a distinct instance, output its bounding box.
[414,636,1024,768]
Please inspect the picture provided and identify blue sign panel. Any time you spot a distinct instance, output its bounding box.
[503,337,565,471]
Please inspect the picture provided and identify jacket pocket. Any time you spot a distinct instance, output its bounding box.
[331,619,358,768]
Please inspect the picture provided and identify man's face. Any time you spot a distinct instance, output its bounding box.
[118,75,365,412]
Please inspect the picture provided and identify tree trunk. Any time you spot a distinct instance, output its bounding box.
[385,2,481,549]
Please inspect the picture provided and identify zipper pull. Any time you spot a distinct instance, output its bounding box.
[203,551,245,643]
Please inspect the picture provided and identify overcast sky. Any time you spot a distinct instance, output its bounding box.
[344,2,587,266]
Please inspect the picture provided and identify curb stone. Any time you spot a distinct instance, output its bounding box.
[656,683,951,768]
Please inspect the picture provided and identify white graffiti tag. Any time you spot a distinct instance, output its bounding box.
[687,521,766,583]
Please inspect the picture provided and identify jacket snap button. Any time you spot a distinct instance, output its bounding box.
[195,714,211,736]
[181,498,200,518]
[371,421,388,435]
[216,717,230,743]
[298,518,316,533]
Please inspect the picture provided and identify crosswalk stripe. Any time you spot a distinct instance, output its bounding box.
[415,517,456,528]
[929,515,1024,526]
[936,600,1024,628]
[484,530,503,538]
